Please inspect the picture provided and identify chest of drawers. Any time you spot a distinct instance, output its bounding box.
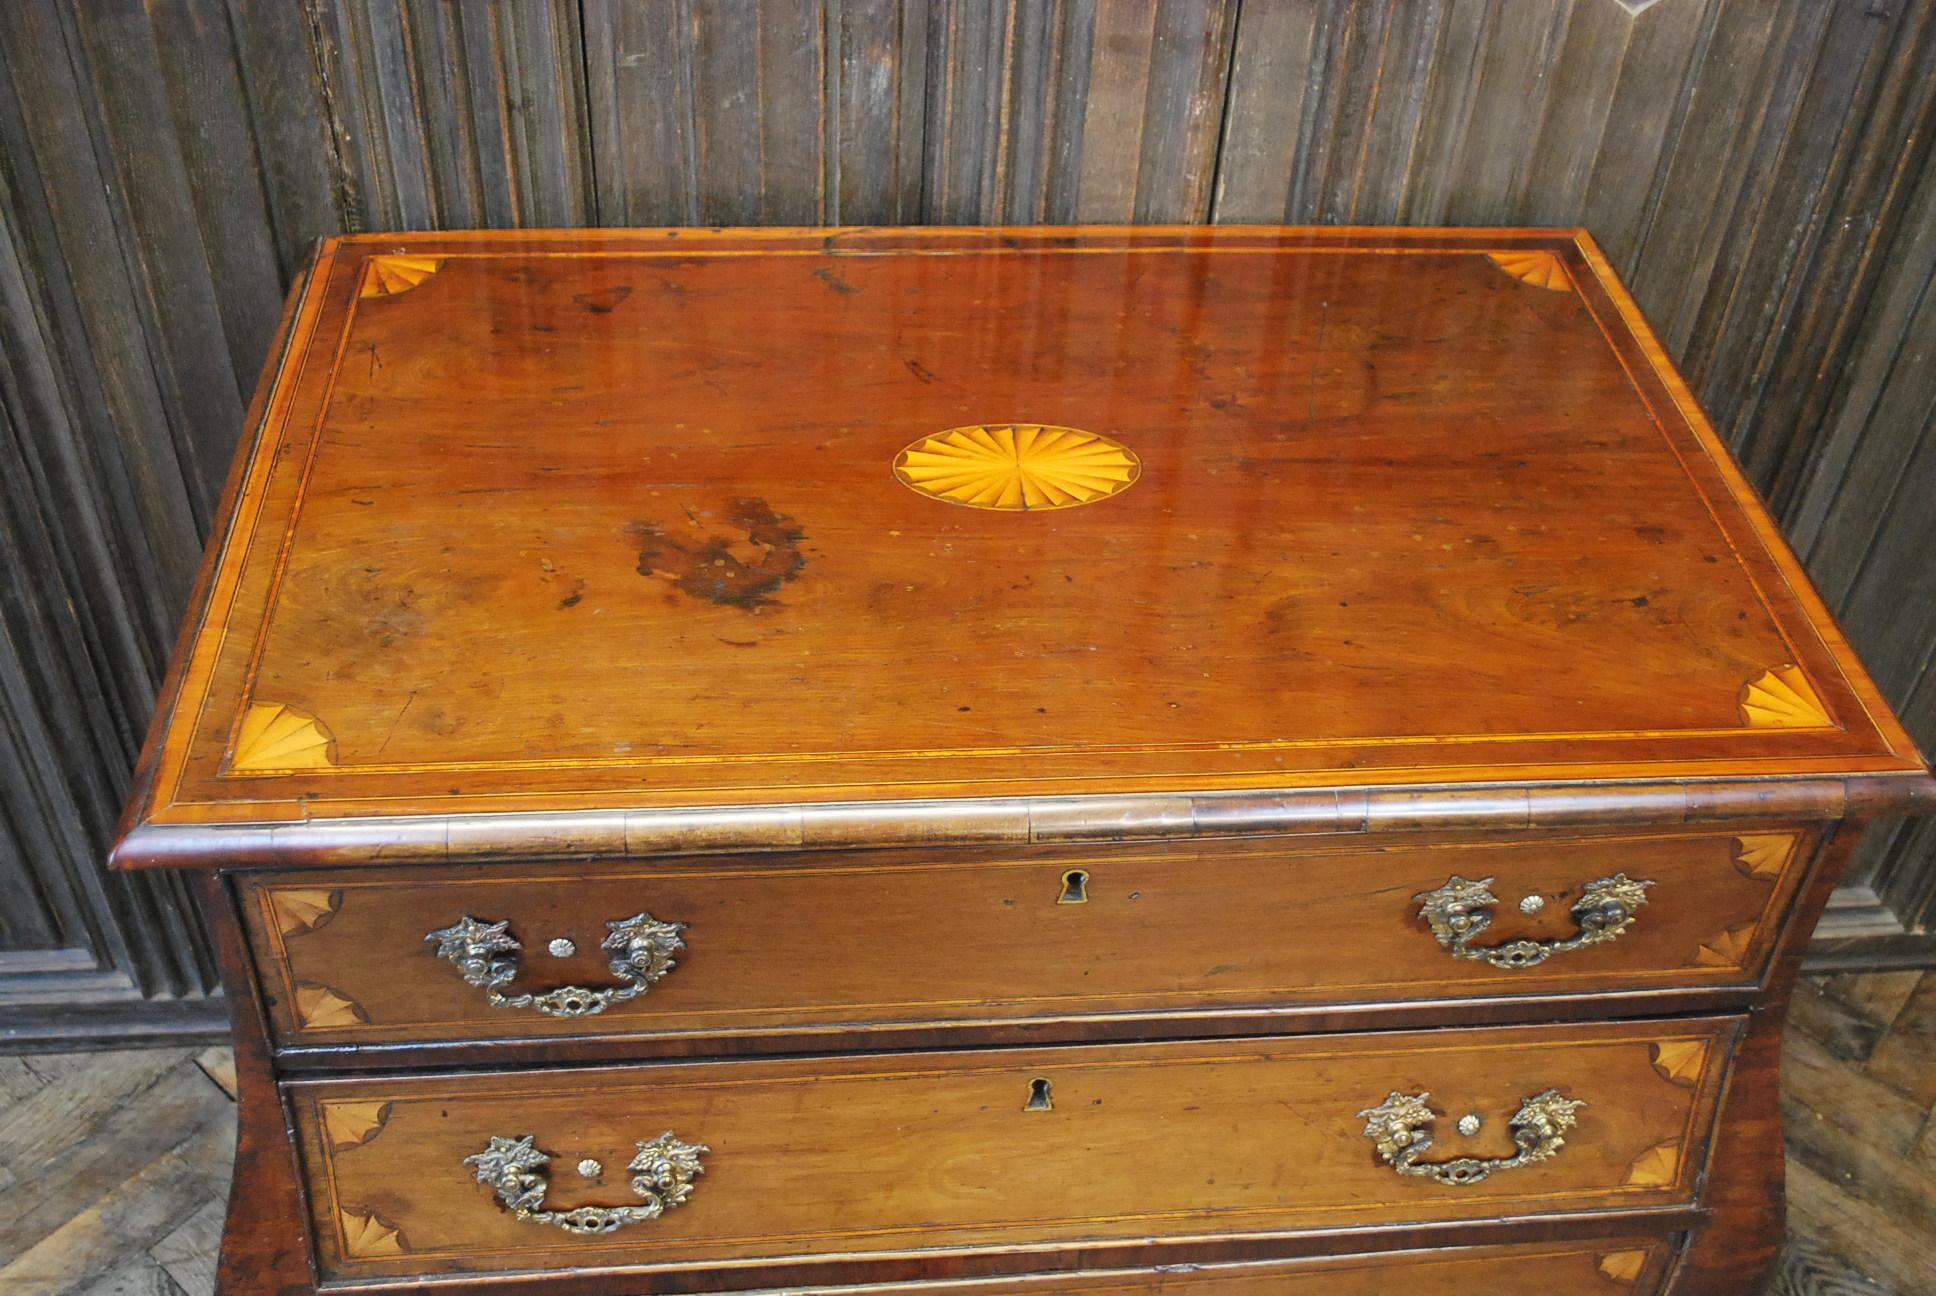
[112,227,1933,1296]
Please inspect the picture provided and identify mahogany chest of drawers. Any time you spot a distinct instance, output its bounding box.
[112,227,1934,1296]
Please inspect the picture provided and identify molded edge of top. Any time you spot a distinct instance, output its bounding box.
[108,771,1936,872]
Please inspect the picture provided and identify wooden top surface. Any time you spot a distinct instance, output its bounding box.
[113,228,1930,867]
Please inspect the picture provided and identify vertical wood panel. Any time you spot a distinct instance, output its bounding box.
[921,0,1040,222]
[923,0,1235,224]
[320,0,594,230]
[221,0,342,277]
[1561,0,1714,261]
[586,0,832,224]
[0,3,212,593]
[0,0,329,1016]
[3,0,1935,1037]
[1680,2,1896,470]
[584,0,700,224]
[833,0,929,223]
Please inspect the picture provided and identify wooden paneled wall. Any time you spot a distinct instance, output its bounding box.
[2,0,1933,1042]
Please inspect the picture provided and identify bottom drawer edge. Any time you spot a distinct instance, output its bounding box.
[720,1234,1689,1295]
[306,1228,1692,1295]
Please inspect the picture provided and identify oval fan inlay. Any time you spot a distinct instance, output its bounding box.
[893,424,1140,511]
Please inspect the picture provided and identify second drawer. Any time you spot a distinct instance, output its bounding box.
[240,827,1811,1052]
[288,1016,1734,1286]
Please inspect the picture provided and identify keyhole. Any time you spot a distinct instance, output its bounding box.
[1058,869,1089,905]
[1024,1077,1054,1111]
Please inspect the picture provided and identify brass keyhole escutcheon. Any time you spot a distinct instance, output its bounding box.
[1024,1077,1054,1111]
[1058,869,1090,905]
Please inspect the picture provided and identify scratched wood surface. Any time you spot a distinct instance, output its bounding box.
[3,0,1934,1038]
[3,971,1931,1295]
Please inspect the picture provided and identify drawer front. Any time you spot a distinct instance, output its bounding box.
[753,1237,1679,1294]
[289,1017,1734,1284]
[243,829,1809,1050]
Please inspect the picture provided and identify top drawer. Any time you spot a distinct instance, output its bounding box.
[238,826,1815,1055]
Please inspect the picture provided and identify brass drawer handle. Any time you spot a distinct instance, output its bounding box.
[1358,1090,1584,1186]
[465,1132,706,1234]
[1413,873,1652,969]
[425,912,686,1018]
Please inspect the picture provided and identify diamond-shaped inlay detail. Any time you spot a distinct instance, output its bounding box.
[893,424,1140,511]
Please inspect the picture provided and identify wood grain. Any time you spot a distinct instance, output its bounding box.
[235,829,1811,1054]
[23,970,1936,1293]
[9,0,1936,1030]
[104,229,1932,867]
[286,1017,1734,1285]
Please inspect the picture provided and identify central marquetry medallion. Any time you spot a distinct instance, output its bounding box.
[892,424,1140,511]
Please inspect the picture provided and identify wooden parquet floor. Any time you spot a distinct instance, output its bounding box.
[2,974,1933,1295]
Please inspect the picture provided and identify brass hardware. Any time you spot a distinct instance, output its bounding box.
[1518,894,1545,914]
[1457,1113,1482,1137]
[426,912,686,1018]
[1358,1090,1584,1186]
[1024,1077,1054,1111]
[465,1132,705,1235]
[547,938,577,958]
[1413,873,1652,969]
[1058,869,1090,905]
[576,1158,602,1179]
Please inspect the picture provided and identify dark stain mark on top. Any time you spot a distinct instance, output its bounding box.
[573,285,634,314]
[627,498,808,611]
[904,358,938,384]
[813,266,858,295]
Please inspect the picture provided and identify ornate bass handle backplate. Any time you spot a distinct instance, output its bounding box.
[1358,1090,1585,1186]
[1413,873,1653,969]
[465,1132,706,1235]
[425,912,686,1018]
